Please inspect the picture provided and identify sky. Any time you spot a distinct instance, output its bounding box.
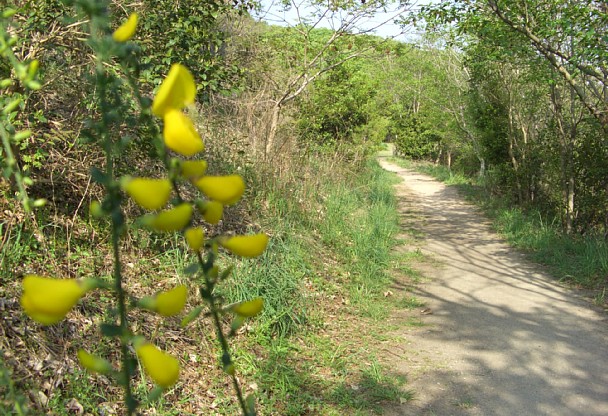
[255,0,439,42]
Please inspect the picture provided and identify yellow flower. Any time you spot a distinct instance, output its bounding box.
[141,203,193,232]
[196,200,223,225]
[77,350,113,375]
[154,285,188,316]
[121,177,172,210]
[231,297,264,317]
[135,341,180,389]
[89,200,105,218]
[219,233,268,258]
[21,275,92,325]
[163,110,204,156]
[194,175,245,205]
[184,227,205,251]
[180,160,208,180]
[112,13,138,42]
[152,64,196,117]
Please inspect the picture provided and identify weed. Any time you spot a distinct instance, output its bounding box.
[594,287,606,306]
[0,355,29,415]
[397,295,425,310]
[455,397,476,409]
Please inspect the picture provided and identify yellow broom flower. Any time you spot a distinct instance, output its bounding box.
[154,285,188,317]
[152,64,196,117]
[230,297,264,317]
[196,200,223,225]
[21,275,93,325]
[135,340,180,389]
[77,350,113,375]
[219,233,268,258]
[141,203,193,232]
[184,227,205,251]
[194,175,244,205]
[163,110,204,156]
[180,160,208,180]
[121,177,172,210]
[112,13,138,42]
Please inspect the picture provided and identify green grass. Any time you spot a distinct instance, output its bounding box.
[393,157,608,289]
[315,160,401,319]
[390,157,469,186]
[218,157,413,414]
[0,355,29,415]
[492,208,608,287]
[223,158,403,334]
[1,155,416,415]
[249,336,413,415]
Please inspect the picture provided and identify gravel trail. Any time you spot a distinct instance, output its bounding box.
[379,158,608,416]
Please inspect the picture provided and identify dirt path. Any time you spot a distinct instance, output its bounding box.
[378,159,608,416]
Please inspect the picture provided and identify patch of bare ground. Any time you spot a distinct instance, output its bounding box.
[378,159,608,416]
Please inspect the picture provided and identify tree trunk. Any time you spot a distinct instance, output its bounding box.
[478,157,486,178]
[507,94,523,203]
[551,82,578,234]
[567,168,574,234]
[434,147,442,165]
[266,103,281,159]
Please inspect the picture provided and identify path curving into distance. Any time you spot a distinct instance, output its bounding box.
[378,158,608,416]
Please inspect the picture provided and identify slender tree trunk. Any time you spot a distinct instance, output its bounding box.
[559,144,574,234]
[567,167,575,233]
[478,157,486,178]
[507,105,523,203]
[266,103,281,159]
[551,82,578,234]
[434,147,442,165]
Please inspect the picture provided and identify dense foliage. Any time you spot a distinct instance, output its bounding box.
[453,1,607,236]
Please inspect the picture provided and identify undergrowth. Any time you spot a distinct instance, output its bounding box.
[232,157,412,414]
[1,154,414,414]
[392,158,608,290]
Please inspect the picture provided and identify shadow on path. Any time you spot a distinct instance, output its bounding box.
[379,160,608,416]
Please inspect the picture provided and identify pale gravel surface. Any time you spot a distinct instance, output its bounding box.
[378,157,608,416]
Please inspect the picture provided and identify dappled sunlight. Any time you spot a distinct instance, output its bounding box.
[381,160,608,416]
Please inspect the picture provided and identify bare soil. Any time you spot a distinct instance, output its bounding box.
[379,159,608,416]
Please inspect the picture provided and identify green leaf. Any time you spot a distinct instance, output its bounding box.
[183,262,200,275]
[219,265,233,280]
[90,167,108,185]
[180,306,204,327]
[25,80,41,90]
[2,8,17,18]
[2,98,21,115]
[100,324,122,337]
[148,386,164,402]
[245,394,257,416]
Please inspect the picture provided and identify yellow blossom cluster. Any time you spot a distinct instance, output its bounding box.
[20,12,268,394]
[121,61,268,257]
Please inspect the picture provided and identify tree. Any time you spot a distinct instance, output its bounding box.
[254,0,413,157]
[420,0,608,234]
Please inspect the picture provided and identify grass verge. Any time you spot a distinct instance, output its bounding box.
[236,157,413,414]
